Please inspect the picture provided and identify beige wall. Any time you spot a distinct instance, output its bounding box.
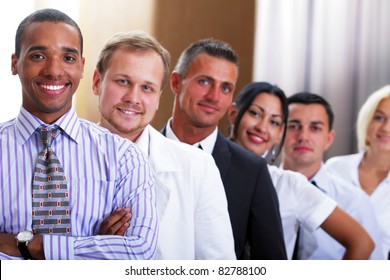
[76,0,255,135]
[76,0,156,122]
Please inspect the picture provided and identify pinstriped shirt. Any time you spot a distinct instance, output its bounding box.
[0,107,158,260]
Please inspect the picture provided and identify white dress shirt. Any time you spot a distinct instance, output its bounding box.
[165,118,218,154]
[326,153,390,259]
[136,125,235,259]
[268,165,337,259]
[298,164,384,259]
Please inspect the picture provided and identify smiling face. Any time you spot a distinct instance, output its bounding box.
[171,53,238,131]
[93,48,164,141]
[233,93,284,156]
[283,103,334,170]
[12,21,84,124]
[366,97,390,153]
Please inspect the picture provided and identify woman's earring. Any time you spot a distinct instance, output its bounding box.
[227,124,235,139]
[267,143,279,165]
[271,146,276,157]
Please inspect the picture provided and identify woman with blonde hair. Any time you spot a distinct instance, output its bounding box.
[326,85,390,259]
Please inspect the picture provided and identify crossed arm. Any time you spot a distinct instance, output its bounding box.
[0,208,132,260]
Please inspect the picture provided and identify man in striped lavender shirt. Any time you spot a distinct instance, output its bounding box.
[0,8,158,260]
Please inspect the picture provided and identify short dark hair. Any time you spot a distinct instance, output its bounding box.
[287,92,334,130]
[232,82,287,161]
[15,8,83,57]
[174,38,239,77]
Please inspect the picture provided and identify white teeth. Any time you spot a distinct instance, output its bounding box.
[120,109,137,115]
[40,84,65,91]
[250,134,264,142]
[254,136,264,142]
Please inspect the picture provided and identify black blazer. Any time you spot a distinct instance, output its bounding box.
[161,127,287,259]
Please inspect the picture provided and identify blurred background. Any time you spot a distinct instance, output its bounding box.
[1,0,389,158]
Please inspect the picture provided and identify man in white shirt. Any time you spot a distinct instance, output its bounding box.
[93,31,235,259]
[282,92,383,259]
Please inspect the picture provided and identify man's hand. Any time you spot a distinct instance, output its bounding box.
[99,208,131,236]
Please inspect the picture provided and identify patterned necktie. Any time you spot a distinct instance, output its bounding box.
[32,126,71,235]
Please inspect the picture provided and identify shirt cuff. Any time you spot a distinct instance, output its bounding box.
[43,234,75,259]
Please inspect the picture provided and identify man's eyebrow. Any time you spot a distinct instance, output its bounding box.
[27,45,47,53]
[287,119,301,123]
[200,75,235,86]
[27,46,80,56]
[199,74,215,81]
[63,47,80,55]
[310,120,325,126]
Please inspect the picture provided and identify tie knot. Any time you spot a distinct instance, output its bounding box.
[39,126,59,147]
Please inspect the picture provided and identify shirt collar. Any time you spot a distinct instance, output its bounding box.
[135,126,150,157]
[280,161,328,193]
[165,117,180,142]
[310,164,328,193]
[195,128,218,154]
[15,107,81,145]
[165,117,218,154]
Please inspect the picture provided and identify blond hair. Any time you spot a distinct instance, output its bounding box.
[357,85,390,151]
[96,30,170,89]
